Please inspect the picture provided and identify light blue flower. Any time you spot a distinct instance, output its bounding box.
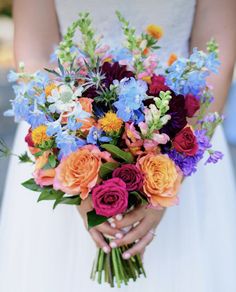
[27,109,48,128]
[56,131,86,159]
[87,126,111,145]
[67,116,82,131]
[112,48,132,62]
[46,120,62,136]
[7,70,19,83]
[113,77,147,122]
[10,96,30,122]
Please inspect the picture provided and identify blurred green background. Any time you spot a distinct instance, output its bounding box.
[0,1,235,205]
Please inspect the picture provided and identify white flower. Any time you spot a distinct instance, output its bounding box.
[48,85,83,113]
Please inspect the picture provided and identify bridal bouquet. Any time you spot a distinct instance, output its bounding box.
[3,12,223,287]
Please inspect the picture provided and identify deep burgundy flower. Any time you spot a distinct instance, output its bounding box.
[101,62,134,87]
[148,75,170,96]
[160,92,187,138]
[92,178,128,218]
[112,164,143,191]
[185,94,200,118]
[84,62,134,98]
[173,127,199,156]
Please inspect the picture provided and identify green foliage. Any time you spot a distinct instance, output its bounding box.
[99,162,120,179]
[53,195,82,209]
[87,210,108,229]
[57,18,81,62]
[77,12,98,66]
[207,38,219,57]
[0,138,11,158]
[22,178,43,192]
[101,144,134,163]
[37,189,64,202]
[18,151,34,164]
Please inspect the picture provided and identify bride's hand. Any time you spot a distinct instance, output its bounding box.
[109,205,165,259]
[76,197,123,254]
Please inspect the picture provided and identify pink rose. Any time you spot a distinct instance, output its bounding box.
[112,164,143,191]
[92,178,128,217]
[34,169,55,187]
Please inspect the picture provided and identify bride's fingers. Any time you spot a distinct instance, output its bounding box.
[112,206,146,229]
[96,222,123,239]
[89,229,111,253]
[109,218,153,248]
[122,232,154,260]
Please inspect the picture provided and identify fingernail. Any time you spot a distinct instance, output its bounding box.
[122,252,131,260]
[115,232,123,239]
[102,246,110,254]
[122,226,132,234]
[110,222,116,228]
[110,241,117,248]
[115,214,123,221]
[108,217,115,223]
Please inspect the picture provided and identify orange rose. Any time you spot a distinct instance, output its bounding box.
[54,148,101,199]
[138,154,182,207]
[79,97,93,114]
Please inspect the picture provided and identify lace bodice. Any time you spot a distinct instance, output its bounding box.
[55,0,196,61]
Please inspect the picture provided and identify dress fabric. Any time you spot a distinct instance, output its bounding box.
[1,1,236,291]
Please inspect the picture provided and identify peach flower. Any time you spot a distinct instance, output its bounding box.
[34,169,56,187]
[138,154,182,207]
[33,151,55,187]
[79,97,93,114]
[54,147,102,199]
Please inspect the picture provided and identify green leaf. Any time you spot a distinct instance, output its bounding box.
[18,151,34,164]
[34,151,43,158]
[22,178,43,192]
[130,191,148,206]
[99,162,120,179]
[87,210,108,229]
[37,189,64,202]
[53,195,82,209]
[101,144,134,163]
[48,154,57,168]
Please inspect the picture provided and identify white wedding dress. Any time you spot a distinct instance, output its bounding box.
[1,1,236,291]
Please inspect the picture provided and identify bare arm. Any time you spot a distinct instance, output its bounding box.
[13,0,60,71]
[190,0,236,112]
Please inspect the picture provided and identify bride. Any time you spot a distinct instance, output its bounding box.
[0,0,236,291]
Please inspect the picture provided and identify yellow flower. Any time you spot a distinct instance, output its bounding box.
[45,83,57,97]
[32,125,51,146]
[98,112,123,134]
[146,24,163,40]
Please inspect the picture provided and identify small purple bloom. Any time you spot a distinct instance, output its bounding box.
[205,151,223,164]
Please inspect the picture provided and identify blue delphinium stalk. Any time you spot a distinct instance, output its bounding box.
[113,77,147,122]
[166,47,220,96]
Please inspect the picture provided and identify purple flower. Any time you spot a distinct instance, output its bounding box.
[160,92,187,138]
[205,151,223,164]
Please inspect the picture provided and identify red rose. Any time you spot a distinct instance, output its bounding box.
[112,164,143,191]
[173,127,198,156]
[148,75,169,96]
[92,178,128,218]
[184,94,200,118]
[25,128,34,147]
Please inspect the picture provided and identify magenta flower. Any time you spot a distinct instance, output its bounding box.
[92,178,128,218]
